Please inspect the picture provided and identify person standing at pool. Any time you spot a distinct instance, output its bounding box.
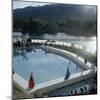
[84,58,87,64]
[29,72,35,89]
[64,66,70,80]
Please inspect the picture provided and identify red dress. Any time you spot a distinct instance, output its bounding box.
[28,74,35,89]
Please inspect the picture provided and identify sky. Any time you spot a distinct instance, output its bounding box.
[13,0,52,9]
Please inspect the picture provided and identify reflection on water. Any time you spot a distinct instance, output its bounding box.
[13,47,85,84]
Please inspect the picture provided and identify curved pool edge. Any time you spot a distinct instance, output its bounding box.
[41,45,93,70]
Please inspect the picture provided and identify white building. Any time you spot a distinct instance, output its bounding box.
[13,32,23,43]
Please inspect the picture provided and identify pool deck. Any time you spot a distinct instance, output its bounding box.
[13,40,97,98]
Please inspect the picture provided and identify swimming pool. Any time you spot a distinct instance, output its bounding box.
[13,46,85,84]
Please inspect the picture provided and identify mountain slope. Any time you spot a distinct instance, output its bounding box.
[13,4,96,21]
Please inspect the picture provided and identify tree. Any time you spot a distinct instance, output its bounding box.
[45,21,59,34]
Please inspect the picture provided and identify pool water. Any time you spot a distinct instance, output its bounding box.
[13,46,85,84]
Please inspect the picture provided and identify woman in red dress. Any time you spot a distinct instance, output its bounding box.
[28,72,35,89]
